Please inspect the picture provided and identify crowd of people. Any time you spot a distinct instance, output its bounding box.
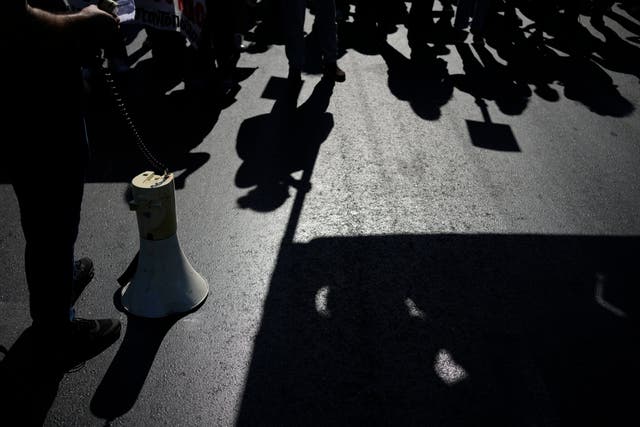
[175,0,638,92]
[3,0,639,376]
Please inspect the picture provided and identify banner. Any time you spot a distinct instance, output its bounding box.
[67,0,207,47]
[135,0,180,32]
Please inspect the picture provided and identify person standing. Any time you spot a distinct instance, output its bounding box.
[3,1,122,370]
[283,0,346,83]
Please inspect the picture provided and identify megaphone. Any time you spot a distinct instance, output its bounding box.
[120,171,209,318]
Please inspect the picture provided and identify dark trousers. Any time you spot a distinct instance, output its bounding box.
[455,0,490,33]
[11,115,88,329]
[284,0,338,69]
[198,0,247,74]
[408,0,436,26]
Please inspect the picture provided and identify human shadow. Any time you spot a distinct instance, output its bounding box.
[236,233,639,426]
[235,76,335,212]
[0,327,66,425]
[379,41,454,121]
[483,12,561,103]
[619,1,640,22]
[337,19,383,56]
[301,30,326,76]
[417,7,456,55]
[481,4,636,118]
[604,8,640,36]
[453,43,531,117]
[589,17,640,82]
[82,45,255,189]
[532,16,636,117]
[242,0,286,54]
[406,3,457,54]
[89,313,182,423]
[457,24,635,120]
[556,54,635,118]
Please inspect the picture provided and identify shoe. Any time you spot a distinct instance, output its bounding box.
[71,257,94,305]
[323,62,346,82]
[62,318,122,371]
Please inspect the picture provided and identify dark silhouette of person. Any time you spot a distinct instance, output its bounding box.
[380,41,454,121]
[235,76,335,211]
[283,0,346,83]
[3,0,122,376]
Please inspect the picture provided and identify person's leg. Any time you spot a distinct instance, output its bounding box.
[283,0,307,73]
[314,0,338,64]
[193,9,217,80]
[13,116,87,331]
[15,181,76,329]
[409,0,436,26]
[233,0,249,50]
[335,0,349,21]
[454,0,472,29]
[211,1,240,90]
[408,0,436,44]
[314,0,346,81]
[470,0,489,35]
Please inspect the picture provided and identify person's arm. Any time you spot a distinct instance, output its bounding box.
[18,1,119,53]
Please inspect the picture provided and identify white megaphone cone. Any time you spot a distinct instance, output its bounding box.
[121,171,208,318]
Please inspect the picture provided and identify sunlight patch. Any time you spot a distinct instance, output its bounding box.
[405,297,426,320]
[315,286,331,318]
[434,349,468,385]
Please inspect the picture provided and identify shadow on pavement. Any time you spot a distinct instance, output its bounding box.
[380,41,454,121]
[465,99,520,152]
[0,304,189,424]
[82,49,223,189]
[89,313,182,422]
[0,33,254,189]
[237,233,638,426]
[0,328,65,425]
[235,76,334,212]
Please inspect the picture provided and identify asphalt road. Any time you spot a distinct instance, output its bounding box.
[1,4,639,426]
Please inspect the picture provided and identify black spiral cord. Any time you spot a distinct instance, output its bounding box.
[100,65,169,176]
[95,0,168,175]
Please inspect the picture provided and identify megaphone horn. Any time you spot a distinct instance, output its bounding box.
[120,171,209,318]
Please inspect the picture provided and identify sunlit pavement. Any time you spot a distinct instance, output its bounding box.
[1,4,639,426]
